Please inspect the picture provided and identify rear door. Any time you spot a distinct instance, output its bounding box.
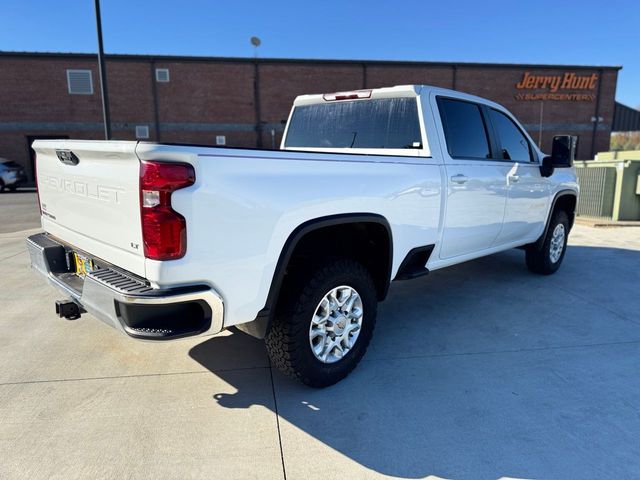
[434,96,509,259]
[33,140,146,277]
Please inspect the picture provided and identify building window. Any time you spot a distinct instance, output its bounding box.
[155,68,170,83]
[216,135,226,146]
[135,125,150,139]
[66,69,93,95]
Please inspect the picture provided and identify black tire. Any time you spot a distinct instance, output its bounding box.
[7,185,17,192]
[265,257,377,388]
[526,209,569,275]
[0,181,5,193]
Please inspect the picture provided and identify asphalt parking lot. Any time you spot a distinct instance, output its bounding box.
[1,192,639,480]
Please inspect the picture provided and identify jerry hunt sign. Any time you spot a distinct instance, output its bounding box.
[514,72,598,101]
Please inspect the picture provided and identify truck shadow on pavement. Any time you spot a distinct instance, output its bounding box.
[189,245,640,479]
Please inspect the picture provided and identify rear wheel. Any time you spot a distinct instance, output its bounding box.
[0,181,5,193]
[265,258,377,388]
[526,210,569,275]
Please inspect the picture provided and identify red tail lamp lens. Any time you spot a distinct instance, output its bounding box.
[139,161,195,260]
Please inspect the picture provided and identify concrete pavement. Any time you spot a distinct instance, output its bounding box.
[1,195,639,479]
[0,189,40,234]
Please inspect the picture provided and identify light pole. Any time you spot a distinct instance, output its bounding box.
[538,101,544,148]
[251,36,261,58]
[94,0,111,140]
[251,37,262,148]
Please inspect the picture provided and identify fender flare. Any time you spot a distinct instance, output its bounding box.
[236,213,393,339]
[532,189,578,250]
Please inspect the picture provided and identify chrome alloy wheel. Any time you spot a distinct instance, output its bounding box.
[309,285,364,364]
[549,223,566,263]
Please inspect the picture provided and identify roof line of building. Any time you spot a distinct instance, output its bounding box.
[0,50,623,70]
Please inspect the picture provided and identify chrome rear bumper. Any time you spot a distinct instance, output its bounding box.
[27,233,224,340]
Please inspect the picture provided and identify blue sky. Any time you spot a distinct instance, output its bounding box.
[1,0,639,106]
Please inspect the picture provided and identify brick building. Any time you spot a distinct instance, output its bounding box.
[0,51,621,181]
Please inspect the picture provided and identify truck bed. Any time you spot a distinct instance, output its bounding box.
[33,139,443,326]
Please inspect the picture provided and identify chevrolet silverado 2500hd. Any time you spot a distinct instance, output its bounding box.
[28,85,578,387]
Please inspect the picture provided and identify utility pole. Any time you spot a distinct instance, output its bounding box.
[94,0,111,139]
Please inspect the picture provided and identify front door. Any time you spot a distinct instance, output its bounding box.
[497,162,549,244]
[486,108,550,244]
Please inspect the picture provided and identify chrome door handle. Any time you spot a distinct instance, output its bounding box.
[510,175,520,183]
[450,174,468,184]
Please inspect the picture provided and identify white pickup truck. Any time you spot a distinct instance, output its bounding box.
[28,85,578,387]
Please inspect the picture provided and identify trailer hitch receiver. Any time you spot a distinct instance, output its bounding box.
[55,300,84,320]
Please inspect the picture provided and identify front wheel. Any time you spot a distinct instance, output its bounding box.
[265,258,377,388]
[526,210,569,275]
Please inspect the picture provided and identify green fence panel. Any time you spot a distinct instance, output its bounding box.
[576,167,616,219]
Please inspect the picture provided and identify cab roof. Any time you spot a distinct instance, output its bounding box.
[292,84,508,114]
[292,85,422,107]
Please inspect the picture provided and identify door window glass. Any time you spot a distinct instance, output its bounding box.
[490,109,532,162]
[438,98,491,159]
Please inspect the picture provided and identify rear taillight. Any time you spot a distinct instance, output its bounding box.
[139,160,195,260]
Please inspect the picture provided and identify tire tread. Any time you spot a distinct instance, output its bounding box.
[266,258,377,387]
[526,209,569,275]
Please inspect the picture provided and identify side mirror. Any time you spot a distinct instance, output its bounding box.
[540,156,554,178]
[540,135,578,177]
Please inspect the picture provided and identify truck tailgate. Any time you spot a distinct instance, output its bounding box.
[33,140,145,277]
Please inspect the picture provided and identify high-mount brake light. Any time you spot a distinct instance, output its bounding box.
[322,89,372,101]
[139,160,195,260]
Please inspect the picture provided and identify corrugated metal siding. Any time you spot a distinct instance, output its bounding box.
[576,167,617,219]
[613,102,640,132]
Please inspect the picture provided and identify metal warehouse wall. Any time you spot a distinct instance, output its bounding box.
[613,102,640,132]
[0,52,620,181]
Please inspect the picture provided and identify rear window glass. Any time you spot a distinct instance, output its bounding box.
[284,97,422,149]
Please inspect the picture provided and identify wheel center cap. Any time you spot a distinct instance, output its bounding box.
[334,316,347,335]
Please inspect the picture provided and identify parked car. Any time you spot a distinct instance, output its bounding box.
[0,158,27,192]
[27,85,578,387]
